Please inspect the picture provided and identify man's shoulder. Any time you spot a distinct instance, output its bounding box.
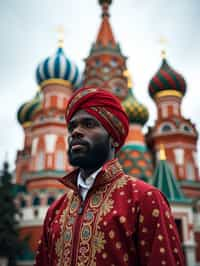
[124,174,169,206]
[125,174,162,197]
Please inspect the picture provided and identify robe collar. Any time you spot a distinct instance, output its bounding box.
[59,158,124,191]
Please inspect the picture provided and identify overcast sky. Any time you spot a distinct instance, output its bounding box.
[1,0,200,170]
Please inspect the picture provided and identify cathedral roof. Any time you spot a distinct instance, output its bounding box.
[96,1,116,47]
[122,89,149,126]
[89,0,123,56]
[152,147,190,203]
[149,57,186,99]
[36,47,81,88]
[118,144,153,181]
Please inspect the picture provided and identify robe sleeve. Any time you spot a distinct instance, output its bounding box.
[34,209,51,266]
[136,189,185,266]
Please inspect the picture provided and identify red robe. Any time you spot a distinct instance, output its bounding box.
[35,159,185,266]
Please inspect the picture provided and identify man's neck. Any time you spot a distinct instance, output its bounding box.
[79,156,115,181]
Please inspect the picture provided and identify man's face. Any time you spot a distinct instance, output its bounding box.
[67,110,112,170]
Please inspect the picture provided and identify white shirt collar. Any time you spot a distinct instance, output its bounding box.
[77,167,102,190]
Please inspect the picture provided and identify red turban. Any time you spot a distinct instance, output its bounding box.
[65,87,129,152]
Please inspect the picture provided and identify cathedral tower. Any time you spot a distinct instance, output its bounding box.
[146,51,199,198]
[83,0,128,100]
[15,39,81,256]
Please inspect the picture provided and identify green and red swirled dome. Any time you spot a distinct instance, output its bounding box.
[148,58,187,99]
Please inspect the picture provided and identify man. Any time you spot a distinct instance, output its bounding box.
[35,87,185,266]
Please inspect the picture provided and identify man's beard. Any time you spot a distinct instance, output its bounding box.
[68,137,111,170]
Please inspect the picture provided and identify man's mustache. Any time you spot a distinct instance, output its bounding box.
[69,139,89,150]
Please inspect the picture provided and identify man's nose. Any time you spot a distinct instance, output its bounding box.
[71,125,84,138]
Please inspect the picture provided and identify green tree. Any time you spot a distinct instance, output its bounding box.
[0,161,22,266]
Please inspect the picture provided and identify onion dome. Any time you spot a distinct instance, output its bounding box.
[118,145,153,181]
[36,47,81,88]
[122,89,149,126]
[149,57,186,99]
[17,92,42,126]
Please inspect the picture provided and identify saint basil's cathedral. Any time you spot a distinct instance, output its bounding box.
[12,0,200,265]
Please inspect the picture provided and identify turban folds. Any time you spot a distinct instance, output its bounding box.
[65,87,129,151]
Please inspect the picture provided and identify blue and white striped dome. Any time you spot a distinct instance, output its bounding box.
[36,47,82,88]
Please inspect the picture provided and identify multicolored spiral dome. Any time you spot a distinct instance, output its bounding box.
[149,58,186,99]
[122,89,149,126]
[36,47,81,88]
[17,92,42,125]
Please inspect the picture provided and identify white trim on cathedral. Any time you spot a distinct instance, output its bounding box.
[45,134,57,153]
[173,148,184,165]
[32,137,39,155]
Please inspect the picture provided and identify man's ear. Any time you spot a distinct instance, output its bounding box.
[110,137,119,149]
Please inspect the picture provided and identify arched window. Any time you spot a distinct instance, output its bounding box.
[55,150,65,170]
[181,124,193,134]
[94,59,101,67]
[33,196,40,206]
[183,125,190,132]
[34,209,39,217]
[36,151,45,170]
[59,115,65,121]
[161,124,172,132]
[186,162,195,180]
[47,196,56,205]
[20,198,26,208]
[110,58,118,67]
[159,122,176,134]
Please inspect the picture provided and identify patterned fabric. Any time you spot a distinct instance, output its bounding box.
[65,87,129,152]
[35,159,185,266]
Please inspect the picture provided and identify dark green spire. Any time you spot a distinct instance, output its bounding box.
[152,147,190,203]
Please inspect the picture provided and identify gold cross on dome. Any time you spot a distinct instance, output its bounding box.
[159,36,168,58]
[56,25,65,48]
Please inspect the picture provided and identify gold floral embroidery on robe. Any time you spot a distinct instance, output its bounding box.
[56,164,130,266]
[92,231,106,254]
[55,190,76,266]
[100,198,114,216]
[113,175,128,189]
[89,174,129,264]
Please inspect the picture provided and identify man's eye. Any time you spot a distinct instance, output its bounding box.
[85,120,95,128]
[68,123,75,132]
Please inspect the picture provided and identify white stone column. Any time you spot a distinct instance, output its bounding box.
[182,241,196,266]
